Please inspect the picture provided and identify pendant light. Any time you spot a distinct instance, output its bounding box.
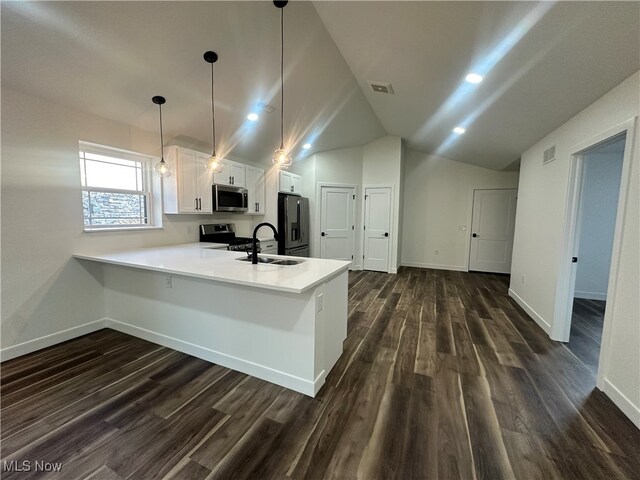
[204,51,224,174]
[152,96,172,178]
[272,1,292,170]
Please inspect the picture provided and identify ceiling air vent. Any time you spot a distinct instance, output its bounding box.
[257,102,275,114]
[368,81,394,95]
[543,145,556,165]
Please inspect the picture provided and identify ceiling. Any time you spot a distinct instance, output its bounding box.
[314,1,640,170]
[2,2,639,171]
[1,1,385,163]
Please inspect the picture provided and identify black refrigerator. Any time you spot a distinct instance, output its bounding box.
[277,193,310,257]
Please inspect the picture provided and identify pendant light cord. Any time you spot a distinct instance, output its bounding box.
[280,6,284,150]
[158,103,165,161]
[211,61,217,156]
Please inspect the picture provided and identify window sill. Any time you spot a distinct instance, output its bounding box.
[83,226,164,233]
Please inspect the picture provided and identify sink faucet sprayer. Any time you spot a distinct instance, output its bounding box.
[251,223,278,265]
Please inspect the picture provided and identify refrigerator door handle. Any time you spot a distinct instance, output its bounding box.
[300,203,303,244]
[296,201,301,242]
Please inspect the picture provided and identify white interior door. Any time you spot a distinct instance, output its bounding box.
[469,189,518,273]
[320,186,355,265]
[363,187,391,272]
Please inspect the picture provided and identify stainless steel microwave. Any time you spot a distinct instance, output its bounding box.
[212,184,248,212]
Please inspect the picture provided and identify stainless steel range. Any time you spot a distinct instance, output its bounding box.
[200,223,258,253]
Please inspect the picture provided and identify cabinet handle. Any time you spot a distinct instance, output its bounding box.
[195,198,198,210]
[290,185,294,192]
[257,202,260,212]
[198,198,202,210]
[229,176,232,184]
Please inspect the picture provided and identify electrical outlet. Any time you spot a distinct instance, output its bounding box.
[316,293,324,313]
[165,276,173,289]
[521,274,526,284]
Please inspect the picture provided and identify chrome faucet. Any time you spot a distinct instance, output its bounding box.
[251,222,278,264]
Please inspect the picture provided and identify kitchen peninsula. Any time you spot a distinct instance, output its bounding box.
[74,245,350,396]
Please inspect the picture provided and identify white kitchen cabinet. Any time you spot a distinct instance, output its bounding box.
[291,174,302,194]
[195,152,213,213]
[278,170,302,194]
[245,165,265,215]
[163,146,213,214]
[214,160,245,187]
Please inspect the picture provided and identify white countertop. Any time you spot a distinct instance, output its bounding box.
[73,244,350,294]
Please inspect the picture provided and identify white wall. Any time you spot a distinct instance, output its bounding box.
[401,151,519,270]
[363,136,403,273]
[1,88,258,353]
[296,147,364,265]
[575,147,624,300]
[510,71,640,426]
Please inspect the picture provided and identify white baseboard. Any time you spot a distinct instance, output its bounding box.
[600,378,640,429]
[508,288,552,335]
[401,261,468,272]
[0,319,107,362]
[104,318,317,396]
[574,290,607,301]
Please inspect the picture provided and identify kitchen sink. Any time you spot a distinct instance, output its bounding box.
[236,256,277,264]
[236,256,305,266]
[272,259,304,266]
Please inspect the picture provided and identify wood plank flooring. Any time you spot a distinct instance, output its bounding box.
[2,268,639,479]
[567,298,606,375]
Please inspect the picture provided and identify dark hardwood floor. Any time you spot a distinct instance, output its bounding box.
[2,268,639,479]
[567,298,606,375]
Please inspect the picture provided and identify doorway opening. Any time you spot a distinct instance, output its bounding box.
[565,133,626,374]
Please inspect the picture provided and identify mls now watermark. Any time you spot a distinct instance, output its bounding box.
[2,460,63,473]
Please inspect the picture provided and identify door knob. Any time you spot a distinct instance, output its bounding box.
[321,232,326,237]
[384,232,389,237]
[472,233,478,238]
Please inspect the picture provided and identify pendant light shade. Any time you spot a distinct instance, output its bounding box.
[152,96,172,178]
[272,1,292,170]
[204,50,224,174]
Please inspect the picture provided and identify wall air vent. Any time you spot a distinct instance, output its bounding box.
[368,81,394,95]
[543,145,556,165]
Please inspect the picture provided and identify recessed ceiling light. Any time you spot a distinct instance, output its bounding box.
[302,143,312,150]
[247,113,259,122]
[453,126,466,134]
[465,73,483,84]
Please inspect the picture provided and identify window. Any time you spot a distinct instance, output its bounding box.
[79,142,159,230]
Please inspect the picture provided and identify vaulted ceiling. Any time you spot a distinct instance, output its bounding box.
[2,2,639,171]
[314,1,640,170]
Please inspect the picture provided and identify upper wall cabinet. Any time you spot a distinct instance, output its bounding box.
[245,165,265,215]
[163,145,266,216]
[163,146,213,214]
[214,160,245,187]
[278,170,302,194]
